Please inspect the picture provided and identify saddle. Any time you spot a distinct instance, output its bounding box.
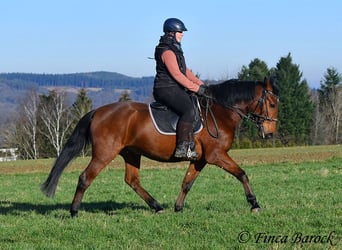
[149,97,203,135]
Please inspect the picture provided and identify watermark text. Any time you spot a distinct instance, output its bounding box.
[237,231,337,246]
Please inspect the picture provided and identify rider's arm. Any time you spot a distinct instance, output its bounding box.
[162,50,203,92]
[186,68,204,86]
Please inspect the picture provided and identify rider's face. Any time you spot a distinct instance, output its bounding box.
[175,31,184,43]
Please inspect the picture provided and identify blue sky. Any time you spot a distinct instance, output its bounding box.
[1,0,341,88]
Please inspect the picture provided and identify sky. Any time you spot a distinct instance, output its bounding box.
[1,0,341,88]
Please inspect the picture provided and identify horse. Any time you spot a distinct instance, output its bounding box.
[41,77,279,217]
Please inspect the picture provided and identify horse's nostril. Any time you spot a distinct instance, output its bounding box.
[265,133,273,139]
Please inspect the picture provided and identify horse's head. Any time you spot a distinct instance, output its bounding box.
[248,77,279,139]
[207,78,279,139]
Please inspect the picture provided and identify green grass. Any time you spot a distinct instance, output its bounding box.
[0,147,341,249]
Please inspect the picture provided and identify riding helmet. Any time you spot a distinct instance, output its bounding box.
[163,18,188,33]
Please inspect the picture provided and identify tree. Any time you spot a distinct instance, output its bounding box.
[3,121,22,157]
[19,89,40,159]
[318,67,342,144]
[274,53,314,145]
[38,90,74,156]
[72,88,93,121]
[118,90,131,102]
[238,58,269,81]
[71,89,93,156]
[3,89,40,159]
[310,89,326,145]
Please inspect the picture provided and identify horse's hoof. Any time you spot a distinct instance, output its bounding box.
[174,205,183,212]
[156,209,164,214]
[155,207,164,214]
[70,210,78,218]
[251,207,261,213]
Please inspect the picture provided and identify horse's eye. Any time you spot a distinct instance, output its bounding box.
[270,103,276,108]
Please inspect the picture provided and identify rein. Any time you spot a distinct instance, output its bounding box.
[202,97,220,138]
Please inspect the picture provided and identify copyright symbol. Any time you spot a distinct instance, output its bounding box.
[238,231,250,243]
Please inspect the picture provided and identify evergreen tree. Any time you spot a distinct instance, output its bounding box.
[118,90,131,102]
[71,89,93,156]
[72,88,93,121]
[238,58,269,81]
[274,53,314,145]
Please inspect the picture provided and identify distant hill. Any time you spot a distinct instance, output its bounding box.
[0,71,154,137]
[0,70,154,102]
[0,71,153,90]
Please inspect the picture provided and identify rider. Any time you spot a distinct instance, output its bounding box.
[153,18,208,160]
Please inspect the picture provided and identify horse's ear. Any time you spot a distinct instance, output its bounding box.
[264,77,272,91]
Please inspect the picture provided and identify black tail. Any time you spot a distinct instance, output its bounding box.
[41,110,96,197]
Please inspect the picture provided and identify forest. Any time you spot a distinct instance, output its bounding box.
[0,53,341,159]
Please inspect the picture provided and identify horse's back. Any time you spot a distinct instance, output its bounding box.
[94,101,148,119]
[91,101,151,138]
[90,101,177,159]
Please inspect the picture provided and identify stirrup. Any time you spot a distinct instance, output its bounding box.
[174,142,198,160]
[186,147,199,160]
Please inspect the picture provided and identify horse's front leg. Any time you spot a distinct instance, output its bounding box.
[240,174,261,212]
[175,160,206,212]
[211,153,261,212]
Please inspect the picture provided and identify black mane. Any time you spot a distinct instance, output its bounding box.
[208,79,261,107]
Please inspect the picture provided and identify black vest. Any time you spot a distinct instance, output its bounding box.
[154,35,187,88]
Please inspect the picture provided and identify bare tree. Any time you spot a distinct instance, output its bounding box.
[310,90,328,145]
[319,68,342,144]
[39,90,74,156]
[20,89,40,159]
[3,89,40,159]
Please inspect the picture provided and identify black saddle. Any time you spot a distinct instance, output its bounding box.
[149,101,203,135]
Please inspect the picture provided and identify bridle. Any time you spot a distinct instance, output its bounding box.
[246,88,279,138]
[202,87,279,139]
[246,89,279,123]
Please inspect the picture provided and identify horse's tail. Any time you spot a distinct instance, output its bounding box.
[41,110,96,197]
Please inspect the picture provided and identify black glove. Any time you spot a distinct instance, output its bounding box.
[197,85,211,97]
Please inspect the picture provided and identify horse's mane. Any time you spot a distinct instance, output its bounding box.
[208,79,261,107]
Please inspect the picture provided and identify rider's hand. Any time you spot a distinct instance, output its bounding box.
[197,85,211,98]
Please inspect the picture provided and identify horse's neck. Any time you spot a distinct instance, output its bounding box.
[207,103,246,125]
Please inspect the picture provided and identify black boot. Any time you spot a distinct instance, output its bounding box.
[174,121,199,160]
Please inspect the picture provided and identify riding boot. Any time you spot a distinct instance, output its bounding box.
[174,121,199,160]
[187,130,198,158]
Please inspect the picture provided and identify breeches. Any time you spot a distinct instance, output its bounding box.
[153,85,196,123]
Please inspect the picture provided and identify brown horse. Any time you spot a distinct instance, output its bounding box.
[41,77,279,217]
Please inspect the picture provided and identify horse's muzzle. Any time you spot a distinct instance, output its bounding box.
[258,124,274,139]
[264,133,273,139]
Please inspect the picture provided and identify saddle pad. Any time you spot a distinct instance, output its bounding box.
[149,103,203,135]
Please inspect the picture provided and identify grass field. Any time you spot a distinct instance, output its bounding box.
[0,145,341,249]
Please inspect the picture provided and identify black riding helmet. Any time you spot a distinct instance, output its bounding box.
[163,18,188,33]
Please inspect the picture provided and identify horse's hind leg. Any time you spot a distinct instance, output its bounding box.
[122,151,163,213]
[70,157,112,217]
